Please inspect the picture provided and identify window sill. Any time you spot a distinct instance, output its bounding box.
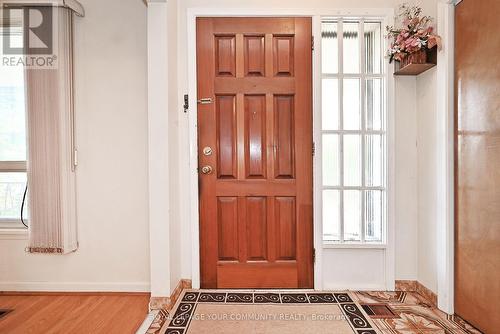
[323,243,387,249]
[0,228,28,240]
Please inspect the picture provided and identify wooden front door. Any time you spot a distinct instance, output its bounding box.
[455,0,500,332]
[196,17,313,289]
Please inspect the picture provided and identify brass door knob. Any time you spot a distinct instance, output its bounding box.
[201,165,213,174]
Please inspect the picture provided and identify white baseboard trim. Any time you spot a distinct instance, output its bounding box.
[0,281,151,292]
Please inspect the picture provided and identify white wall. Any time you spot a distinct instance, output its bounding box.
[0,0,150,292]
[395,77,418,280]
[172,0,420,289]
[417,68,438,293]
[416,0,439,294]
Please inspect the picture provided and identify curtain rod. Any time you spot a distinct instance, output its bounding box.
[1,0,85,17]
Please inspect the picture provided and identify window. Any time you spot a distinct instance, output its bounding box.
[321,19,386,244]
[0,23,28,229]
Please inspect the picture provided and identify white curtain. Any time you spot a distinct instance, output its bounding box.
[26,7,77,254]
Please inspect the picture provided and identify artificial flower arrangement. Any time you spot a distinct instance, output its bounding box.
[386,4,442,64]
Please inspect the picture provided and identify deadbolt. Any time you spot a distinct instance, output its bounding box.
[203,146,213,156]
[201,165,213,175]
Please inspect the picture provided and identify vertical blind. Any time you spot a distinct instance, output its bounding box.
[25,7,78,254]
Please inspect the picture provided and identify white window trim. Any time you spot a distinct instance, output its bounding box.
[0,161,28,231]
[186,7,395,291]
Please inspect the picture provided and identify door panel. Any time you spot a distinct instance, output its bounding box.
[274,95,295,178]
[275,197,297,260]
[273,36,294,76]
[244,36,265,76]
[216,96,237,179]
[217,197,239,261]
[246,196,268,261]
[455,0,500,332]
[197,17,313,289]
[244,95,267,178]
[215,36,236,76]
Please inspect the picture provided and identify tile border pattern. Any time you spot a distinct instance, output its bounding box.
[165,291,379,334]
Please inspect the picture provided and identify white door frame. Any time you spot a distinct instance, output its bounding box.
[436,0,455,314]
[186,7,395,290]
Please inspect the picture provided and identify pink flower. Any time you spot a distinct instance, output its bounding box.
[385,5,442,62]
[427,35,442,49]
[394,52,405,62]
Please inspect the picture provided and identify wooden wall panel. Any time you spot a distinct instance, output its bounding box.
[273,36,294,76]
[245,197,268,261]
[215,36,236,76]
[217,197,239,261]
[275,197,297,260]
[455,0,500,332]
[245,95,267,178]
[274,95,295,179]
[244,35,265,76]
[216,95,237,179]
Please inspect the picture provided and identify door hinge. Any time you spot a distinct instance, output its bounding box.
[312,141,316,156]
[183,94,189,113]
[311,36,314,51]
[313,248,316,264]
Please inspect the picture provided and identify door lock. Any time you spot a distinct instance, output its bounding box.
[201,165,213,175]
[203,146,213,156]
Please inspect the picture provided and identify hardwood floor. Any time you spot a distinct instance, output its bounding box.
[0,293,150,334]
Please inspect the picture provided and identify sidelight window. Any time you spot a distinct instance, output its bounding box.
[320,19,386,244]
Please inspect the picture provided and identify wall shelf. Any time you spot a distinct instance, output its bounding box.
[394,47,437,76]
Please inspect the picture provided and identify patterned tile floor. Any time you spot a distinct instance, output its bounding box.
[146,290,482,334]
[351,291,482,334]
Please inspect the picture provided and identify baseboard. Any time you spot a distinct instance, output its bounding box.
[395,280,418,291]
[415,281,437,307]
[0,281,150,293]
[395,280,437,306]
[149,279,192,311]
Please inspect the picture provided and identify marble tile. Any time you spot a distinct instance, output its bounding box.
[352,291,432,307]
[147,289,482,334]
